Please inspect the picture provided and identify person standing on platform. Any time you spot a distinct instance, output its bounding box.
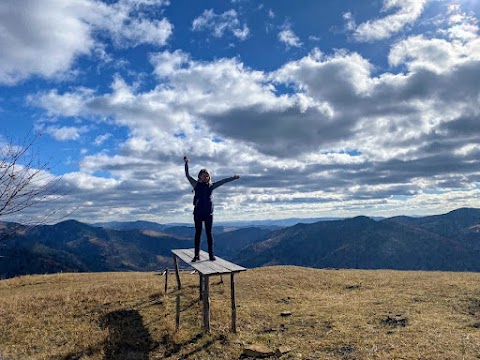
[184,156,240,262]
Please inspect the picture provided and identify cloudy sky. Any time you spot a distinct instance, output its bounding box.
[1,0,480,224]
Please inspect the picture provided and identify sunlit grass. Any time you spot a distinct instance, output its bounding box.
[1,267,480,359]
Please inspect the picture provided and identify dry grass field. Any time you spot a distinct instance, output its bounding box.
[1,266,480,359]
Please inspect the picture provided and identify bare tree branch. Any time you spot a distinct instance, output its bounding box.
[0,129,76,241]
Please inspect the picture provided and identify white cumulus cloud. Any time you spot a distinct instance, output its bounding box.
[278,26,303,48]
[18,2,480,223]
[46,126,89,141]
[348,0,429,42]
[0,0,172,85]
[192,9,249,40]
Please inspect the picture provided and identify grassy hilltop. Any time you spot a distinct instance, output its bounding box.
[1,267,480,359]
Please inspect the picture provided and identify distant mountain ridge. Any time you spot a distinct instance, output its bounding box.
[91,220,171,232]
[1,208,480,278]
[237,208,480,271]
[0,220,270,279]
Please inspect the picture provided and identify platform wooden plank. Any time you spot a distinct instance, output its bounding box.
[172,248,246,275]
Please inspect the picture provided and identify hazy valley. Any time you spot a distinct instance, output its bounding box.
[1,207,480,279]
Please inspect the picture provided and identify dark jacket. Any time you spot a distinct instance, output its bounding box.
[193,182,214,216]
[185,162,237,216]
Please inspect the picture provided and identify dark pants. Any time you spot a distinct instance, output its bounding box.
[194,213,214,257]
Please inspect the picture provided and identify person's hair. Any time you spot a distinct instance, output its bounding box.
[197,168,212,184]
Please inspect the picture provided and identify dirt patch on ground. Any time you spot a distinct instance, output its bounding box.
[379,314,408,328]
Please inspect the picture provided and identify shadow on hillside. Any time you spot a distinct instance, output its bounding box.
[52,309,158,360]
[99,309,157,360]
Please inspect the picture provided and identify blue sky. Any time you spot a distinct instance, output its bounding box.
[1,0,480,224]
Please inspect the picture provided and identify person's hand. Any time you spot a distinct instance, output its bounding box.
[183,156,189,164]
[234,174,240,179]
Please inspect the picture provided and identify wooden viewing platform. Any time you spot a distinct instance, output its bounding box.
[170,249,247,333]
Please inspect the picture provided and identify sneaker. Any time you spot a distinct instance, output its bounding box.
[192,255,200,262]
[209,255,216,261]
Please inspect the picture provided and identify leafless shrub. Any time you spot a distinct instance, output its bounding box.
[0,129,75,240]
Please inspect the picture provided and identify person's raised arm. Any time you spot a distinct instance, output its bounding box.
[212,174,240,190]
[184,156,197,188]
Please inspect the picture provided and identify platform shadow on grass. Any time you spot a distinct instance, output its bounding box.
[163,333,226,359]
[99,309,157,360]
